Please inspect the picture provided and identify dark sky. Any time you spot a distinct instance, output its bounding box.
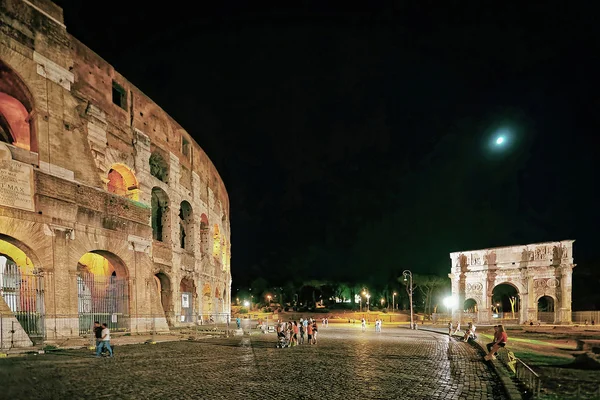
[55,1,599,306]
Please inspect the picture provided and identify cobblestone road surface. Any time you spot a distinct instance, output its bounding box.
[0,326,506,399]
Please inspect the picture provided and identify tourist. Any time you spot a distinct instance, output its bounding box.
[361,318,366,332]
[307,322,313,344]
[93,321,103,350]
[484,324,507,360]
[299,321,305,344]
[463,322,476,342]
[452,321,461,335]
[95,323,113,358]
[325,317,329,327]
[236,316,241,329]
[312,320,318,344]
[292,321,299,346]
[448,321,453,336]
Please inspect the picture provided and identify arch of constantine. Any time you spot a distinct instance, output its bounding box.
[449,240,575,325]
[0,0,231,347]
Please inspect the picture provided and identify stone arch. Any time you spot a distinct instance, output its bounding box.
[149,151,169,183]
[179,277,195,323]
[0,60,35,152]
[154,271,172,321]
[0,233,42,273]
[464,298,478,313]
[107,163,139,201]
[199,214,209,254]
[76,250,130,333]
[179,201,194,251]
[151,187,170,242]
[491,282,520,319]
[537,294,556,324]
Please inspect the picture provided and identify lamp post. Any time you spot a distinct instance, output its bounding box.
[392,292,396,313]
[267,295,272,305]
[366,293,371,312]
[403,270,414,329]
[381,298,385,308]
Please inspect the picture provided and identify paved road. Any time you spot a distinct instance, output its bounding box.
[0,326,506,399]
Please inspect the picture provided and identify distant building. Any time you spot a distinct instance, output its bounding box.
[0,0,231,347]
[449,241,574,325]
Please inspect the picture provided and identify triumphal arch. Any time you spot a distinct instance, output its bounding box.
[449,240,575,324]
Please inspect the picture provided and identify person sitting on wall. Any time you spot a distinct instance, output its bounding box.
[484,325,507,361]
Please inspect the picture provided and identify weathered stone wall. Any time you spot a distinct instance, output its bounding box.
[0,0,232,344]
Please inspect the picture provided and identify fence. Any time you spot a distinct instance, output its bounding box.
[572,311,600,325]
[515,358,541,397]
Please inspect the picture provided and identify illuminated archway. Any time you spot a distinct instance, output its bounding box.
[537,295,555,323]
[0,236,43,340]
[155,272,172,322]
[491,283,520,319]
[464,298,478,313]
[180,277,195,323]
[107,163,139,201]
[0,61,35,151]
[77,251,129,334]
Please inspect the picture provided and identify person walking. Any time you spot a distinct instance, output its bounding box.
[448,321,453,336]
[236,316,241,329]
[95,323,113,358]
[93,321,103,350]
[361,318,366,332]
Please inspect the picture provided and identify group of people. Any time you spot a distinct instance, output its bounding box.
[447,321,508,360]
[276,318,321,346]
[360,318,384,332]
[448,321,477,342]
[93,321,113,357]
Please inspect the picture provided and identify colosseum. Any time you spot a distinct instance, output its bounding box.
[0,0,231,348]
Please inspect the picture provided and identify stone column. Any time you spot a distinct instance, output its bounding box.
[558,265,573,324]
[46,226,78,339]
[525,269,535,324]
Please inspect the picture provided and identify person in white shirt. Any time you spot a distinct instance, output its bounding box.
[95,323,113,357]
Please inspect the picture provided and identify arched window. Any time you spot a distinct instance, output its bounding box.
[107,163,139,201]
[151,187,170,242]
[149,151,169,183]
[213,224,221,261]
[0,61,35,151]
[179,201,194,251]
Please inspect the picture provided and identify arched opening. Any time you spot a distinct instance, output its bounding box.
[0,61,35,152]
[464,298,478,313]
[491,283,520,320]
[179,201,194,251]
[149,151,169,183]
[180,277,195,323]
[107,163,139,201]
[151,187,169,242]
[0,237,43,341]
[213,224,220,262]
[200,214,209,255]
[537,295,555,324]
[154,272,172,321]
[202,283,212,318]
[77,251,129,334]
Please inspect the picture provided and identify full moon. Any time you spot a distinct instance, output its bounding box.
[496,136,505,145]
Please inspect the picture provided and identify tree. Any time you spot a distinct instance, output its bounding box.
[400,274,449,314]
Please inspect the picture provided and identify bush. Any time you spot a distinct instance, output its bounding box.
[382,309,388,314]
[238,307,249,314]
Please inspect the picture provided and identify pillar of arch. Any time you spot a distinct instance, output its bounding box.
[0,60,35,152]
[449,240,575,325]
[151,187,170,242]
[107,163,140,201]
[179,277,195,323]
[149,151,169,183]
[154,271,172,325]
[199,214,209,255]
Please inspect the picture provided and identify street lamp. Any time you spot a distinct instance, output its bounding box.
[392,292,397,313]
[403,270,414,329]
[381,298,385,308]
[267,295,272,305]
[443,296,457,319]
[366,294,371,312]
[243,300,249,307]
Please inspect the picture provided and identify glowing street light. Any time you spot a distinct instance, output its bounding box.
[243,300,250,307]
[403,270,414,329]
[366,293,371,312]
[267,295,272,304]
[380,298,385,308]
[443,296,458,314]
[392,292,397,312]
[496,136,505,145]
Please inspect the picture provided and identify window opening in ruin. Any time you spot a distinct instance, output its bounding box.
[0,112,15,144]
[155,272,172,321]
[151,188,169,242]
[182,137,191,160]
[112,81,127,109]
[106,164,139,201]
[179,201,193,251]
[200,214,209,254]
[149,152,169,183]
[1,61,35,151]
[180,278,195,323]
[213,224,221,262]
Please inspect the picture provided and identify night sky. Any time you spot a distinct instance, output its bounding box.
[55,1,599,307]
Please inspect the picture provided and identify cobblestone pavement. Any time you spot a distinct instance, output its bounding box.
[0,327,506,399]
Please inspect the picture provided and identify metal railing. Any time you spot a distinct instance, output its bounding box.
[515,358,541,398]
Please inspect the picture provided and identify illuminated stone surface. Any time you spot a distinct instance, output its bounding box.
[0,327,506,399]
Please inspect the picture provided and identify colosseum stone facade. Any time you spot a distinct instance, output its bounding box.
[0,0,231,347]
